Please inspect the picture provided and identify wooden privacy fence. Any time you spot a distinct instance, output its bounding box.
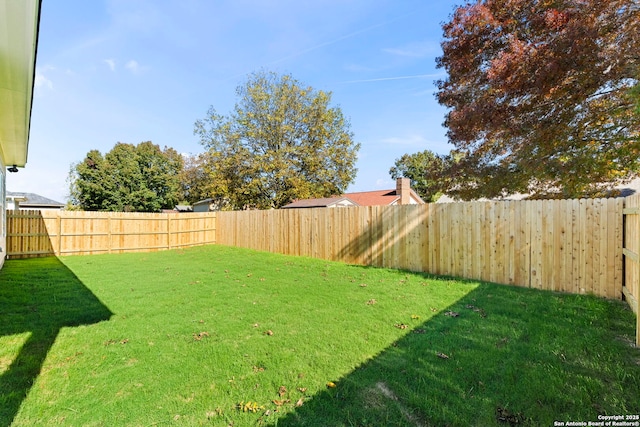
[622,194,640,345]
[6,210,217,258]
[217,198,624,299]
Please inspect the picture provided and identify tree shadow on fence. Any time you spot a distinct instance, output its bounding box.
[335,205,431,273]
[273,283,639,427]
[0,257,113,427]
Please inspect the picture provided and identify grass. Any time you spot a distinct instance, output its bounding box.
[0,245,638,426]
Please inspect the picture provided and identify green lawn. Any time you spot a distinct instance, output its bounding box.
[0,245,638,426]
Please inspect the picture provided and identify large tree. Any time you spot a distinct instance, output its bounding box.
[69,141,183,212]
[194,71,360,210]
[179,153,216,205]
[436,0,640,199]
[389,150,455,202]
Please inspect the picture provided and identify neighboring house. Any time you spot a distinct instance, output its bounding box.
[281,178,425,209]
[6,192,65,210]
[435,177,640,203]
[344,178,425,206]
[193,198,228,212]
[162,205,193,213]
[281,196,357,209]
[0,0,41,267]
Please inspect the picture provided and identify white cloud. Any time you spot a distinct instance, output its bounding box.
[34,72,53,92]
[104,58,116,71]
[125,59,140,73]
[340,73,441,84]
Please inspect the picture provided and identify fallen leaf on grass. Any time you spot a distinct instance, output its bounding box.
[193,332,210,341]
[64,352,83,363]
[326,381,337,388]
[206,408,223,418]
[104,339,129,346]
[264,330,274,336]
[436,352,450,359]
[272,399,290,406]
[295,398,304,407]
[235,401,264,413]
[359,283,368,287]
[496,406,526,425]
[366,299,377,305]
[394,323,408,329]
[444,311,459,317]
[278,386,287,396]
[297,387,307,393]
[411,314,420,319]
[466,304,487,317]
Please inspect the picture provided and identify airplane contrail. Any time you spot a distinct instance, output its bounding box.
[339,73,444,84]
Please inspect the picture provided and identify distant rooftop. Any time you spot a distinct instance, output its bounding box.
[281,196,356,209]
[6,192,65,209]
[281,178,425,209]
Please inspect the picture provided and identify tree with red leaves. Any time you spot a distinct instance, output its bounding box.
[436,0,640,199]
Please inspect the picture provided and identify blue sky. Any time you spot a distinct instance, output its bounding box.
[9,0,461,204]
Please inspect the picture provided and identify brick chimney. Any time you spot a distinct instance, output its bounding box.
[397,177,411,205]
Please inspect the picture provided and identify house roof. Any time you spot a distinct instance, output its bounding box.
[281,196,356,209]
[193,198,214,206]
[7,191,65,208]
[435,178,640,203]
[281,179,426,209]
[343,189,399,206]
[343,188,424,206]
[0,0,41,168]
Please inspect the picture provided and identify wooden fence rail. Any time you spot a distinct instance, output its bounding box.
[6,210,217,258]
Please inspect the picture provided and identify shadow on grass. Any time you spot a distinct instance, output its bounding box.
[274,283,640,427]
[0,257,112,427]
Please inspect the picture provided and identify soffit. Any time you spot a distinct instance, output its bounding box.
[0,0,41,168]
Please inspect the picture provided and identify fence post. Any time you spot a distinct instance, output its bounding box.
[56,214,62,256]
[107,215,112,254]
[167,215,172,250]
[621,199,640,347]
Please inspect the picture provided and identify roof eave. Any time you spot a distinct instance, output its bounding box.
[0,0,42,168]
